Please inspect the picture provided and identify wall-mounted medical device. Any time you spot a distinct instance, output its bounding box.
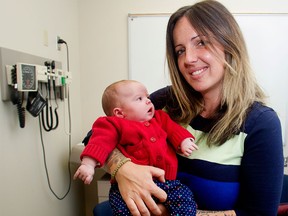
[5,62,71,92]
[0,47,72,129]
[4,61,72,128]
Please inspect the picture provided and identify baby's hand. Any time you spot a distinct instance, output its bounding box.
[73,164,95,184]
[180,138,198,156]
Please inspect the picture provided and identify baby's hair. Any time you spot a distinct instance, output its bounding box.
[101,80,139,116]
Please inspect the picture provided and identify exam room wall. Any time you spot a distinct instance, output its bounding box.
[0,0,84,216]
[79,0,288,167]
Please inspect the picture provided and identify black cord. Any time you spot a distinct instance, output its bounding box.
[16,93,25,128]
[38,38,72,200]
[40,64,59,131]
[52,79,59,130]
[38,116,71,200]
[11,65,26,128]
[41,84,52,132]
[62,40,72,199]
[58,39,70,72]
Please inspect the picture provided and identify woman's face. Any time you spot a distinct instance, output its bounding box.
[173,16,226,97]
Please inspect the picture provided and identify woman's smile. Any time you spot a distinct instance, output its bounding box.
[188,66,208,79]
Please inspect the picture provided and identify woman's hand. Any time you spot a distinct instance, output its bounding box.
[115,161,167,216]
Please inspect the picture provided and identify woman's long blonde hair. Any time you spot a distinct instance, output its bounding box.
[166,0,266,146]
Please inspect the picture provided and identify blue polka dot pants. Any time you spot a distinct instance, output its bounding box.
[109,180,196,216]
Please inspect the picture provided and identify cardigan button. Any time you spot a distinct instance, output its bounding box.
[144,122,150,126]
[150,137,156,142]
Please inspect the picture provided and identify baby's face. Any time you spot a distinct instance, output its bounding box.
[117,82,155,122]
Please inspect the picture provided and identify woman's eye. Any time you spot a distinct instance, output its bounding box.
[197,39,209,47]
[198,40,204,46]
[176,48,185,56]
[194,39,204,47]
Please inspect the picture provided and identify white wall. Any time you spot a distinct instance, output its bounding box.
[0,0,84,215]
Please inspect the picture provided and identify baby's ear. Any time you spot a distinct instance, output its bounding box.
[113,108,125,118]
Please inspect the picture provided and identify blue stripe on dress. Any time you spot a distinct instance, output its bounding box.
[177,172,240,210]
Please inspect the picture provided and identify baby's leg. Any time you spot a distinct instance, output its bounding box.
[109,183,131,216]
[155,180,197,216]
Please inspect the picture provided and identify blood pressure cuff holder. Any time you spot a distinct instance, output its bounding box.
[26,91,46,117]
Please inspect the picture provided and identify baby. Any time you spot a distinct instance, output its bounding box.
[74,80,198,215]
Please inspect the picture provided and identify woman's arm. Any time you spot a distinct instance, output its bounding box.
[196,210,235,216]
[104,148,167,216]
[153,206,236,216]
[103,147,127,174]
[235,107,284,215]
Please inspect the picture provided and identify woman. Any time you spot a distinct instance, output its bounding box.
[98,0,284,215]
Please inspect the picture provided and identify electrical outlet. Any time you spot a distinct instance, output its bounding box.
[57,36,61,51]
